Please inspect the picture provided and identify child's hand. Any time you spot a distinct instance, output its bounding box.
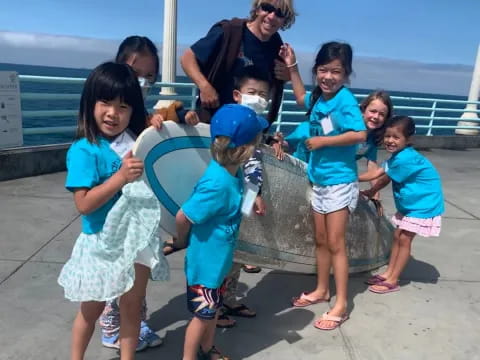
[271,132,287,159]
[274,59,290,81]
[254,195,266,215]
[185,111,200,126]
[118,151,144,184]
[149,113,164,129]
[360,188,375,200]
[370,199,384,217]
[279,43,296,67]
[273,131,284,143]
[272,142,285,160]
[305,136,325,151]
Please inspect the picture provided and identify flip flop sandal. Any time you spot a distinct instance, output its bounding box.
[216,313,236,328]
[198,345,230,360]
[364,274,386,285]
[223,303,256,318]
[291,292,330,307]
[368,281,400,294]
[314,312,349,331]
[242,264,262,273]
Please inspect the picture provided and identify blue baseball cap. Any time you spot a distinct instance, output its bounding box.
[210,104,269,146]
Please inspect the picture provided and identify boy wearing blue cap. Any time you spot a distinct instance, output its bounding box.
[176,104,268,360]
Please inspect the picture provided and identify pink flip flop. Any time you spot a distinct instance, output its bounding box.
[368,281,400,294]
[314,312,349,330]
[365,274,386,285]
[291,292,330,307]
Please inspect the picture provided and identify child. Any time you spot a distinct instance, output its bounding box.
[360,116,444,293]
[217,66,273,328]
[115,35,158,101]
[176,104,268,360]
[99,35,165,352]
[57,62,165,360]
[233,65,285,216]
[280,42,367,330]
[115,35,200,129]
[356,90,393,216]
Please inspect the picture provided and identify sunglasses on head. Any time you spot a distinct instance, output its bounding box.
[259,2,286,18]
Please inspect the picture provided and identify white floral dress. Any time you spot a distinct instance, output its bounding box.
[58,180,169,302]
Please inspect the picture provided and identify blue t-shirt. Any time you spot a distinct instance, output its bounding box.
[356,132,378,162]
[182,160,243,289]
[285,120,310,162]
[384,146,444,218]
[305,87,366,186]
[65,137,122,234]
[191,23,282,105]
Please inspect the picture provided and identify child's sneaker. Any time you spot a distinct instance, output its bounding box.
[101,333,148,352]
[140,321,163,348]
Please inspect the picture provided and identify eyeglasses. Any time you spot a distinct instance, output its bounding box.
[259,2,286,18]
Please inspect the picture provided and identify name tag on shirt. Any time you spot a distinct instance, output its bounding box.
[381,161,389,172]
[241,182,259,216]
[110,130,136,158]
[320,115,334,135]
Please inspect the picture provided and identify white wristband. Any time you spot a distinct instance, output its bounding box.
[286,61,298,68]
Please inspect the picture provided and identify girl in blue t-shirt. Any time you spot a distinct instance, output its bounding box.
[360,115,444,294]
[280,42,367,330]
[57,62,156,359]
[356,90,393,216]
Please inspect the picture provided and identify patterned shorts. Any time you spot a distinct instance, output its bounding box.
[186,283,226,320]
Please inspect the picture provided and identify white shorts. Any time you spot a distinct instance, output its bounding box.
[310,182,359,214]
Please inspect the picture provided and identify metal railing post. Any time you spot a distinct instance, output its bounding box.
[191,87,197,110]
[426,101,437,136]
[275,92,285,133]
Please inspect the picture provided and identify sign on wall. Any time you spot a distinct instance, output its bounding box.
[0,71,23,149]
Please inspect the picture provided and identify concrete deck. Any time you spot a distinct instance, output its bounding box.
[0,148,479,360]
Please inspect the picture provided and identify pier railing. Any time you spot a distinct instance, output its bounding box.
[19,75,480,139]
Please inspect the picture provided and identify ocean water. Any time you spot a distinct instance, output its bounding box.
[0,63,468,146]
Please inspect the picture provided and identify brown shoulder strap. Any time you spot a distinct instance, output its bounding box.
[206,17,246,85]
[199,18,247,123]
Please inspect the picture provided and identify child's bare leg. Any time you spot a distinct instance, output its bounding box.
[324,208,349,323]
[119,263,150,360]
[381,228,402,278]
[371,230,415,291]
[183,314,217,360]
[309,211,331,300]
[200,311,218,355]
[71,301,105,360]
[387,230,415,282]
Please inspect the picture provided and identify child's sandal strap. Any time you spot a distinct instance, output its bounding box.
[207,346,230,360]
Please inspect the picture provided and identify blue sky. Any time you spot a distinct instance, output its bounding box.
[1,0,478,65]
[0,0,478,95]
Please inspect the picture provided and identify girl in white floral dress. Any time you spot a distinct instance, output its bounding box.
[58,62,168,360]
